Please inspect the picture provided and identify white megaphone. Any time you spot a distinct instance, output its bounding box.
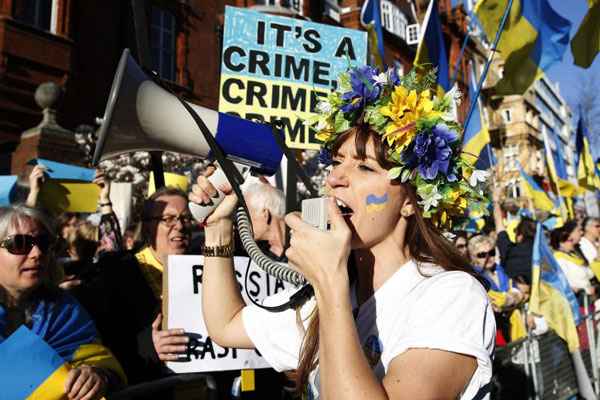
[93,49,284,222]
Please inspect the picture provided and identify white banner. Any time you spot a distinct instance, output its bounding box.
[165,255,294,373]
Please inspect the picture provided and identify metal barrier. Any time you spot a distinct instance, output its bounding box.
[493,294,600,400]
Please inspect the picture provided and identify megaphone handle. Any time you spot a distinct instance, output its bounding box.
[189,163,250,224]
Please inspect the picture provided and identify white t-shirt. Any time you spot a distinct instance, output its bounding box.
[580,237,598,265]
[242,260,496,399]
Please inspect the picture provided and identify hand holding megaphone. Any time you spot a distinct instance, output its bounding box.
[189,164,241,224]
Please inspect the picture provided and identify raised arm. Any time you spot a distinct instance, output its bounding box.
[492,184,505,235]
[190,167,254,349]
[25,165,46,207]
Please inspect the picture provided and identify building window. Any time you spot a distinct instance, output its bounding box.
[502,108,512,123]
[503,144,519,172]
[13,0,52,31]
[380,0,409,41]
[151,7,176,82]
[381,1,392,33]
[406,24,419,45]
[256,0,303,14]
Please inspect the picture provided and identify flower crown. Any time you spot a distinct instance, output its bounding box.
[306,65,490,228]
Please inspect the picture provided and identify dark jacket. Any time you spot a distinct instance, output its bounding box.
[72,251,162,385]
[497,231,534,283]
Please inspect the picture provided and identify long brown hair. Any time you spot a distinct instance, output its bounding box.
[295,125,477,391]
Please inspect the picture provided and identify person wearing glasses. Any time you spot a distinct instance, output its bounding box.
[468,234,524,345]
[0,205,126,399]
[74,187,193,387]
[580,217,600,266]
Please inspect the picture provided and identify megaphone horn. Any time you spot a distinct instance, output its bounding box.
[93,49,283,178]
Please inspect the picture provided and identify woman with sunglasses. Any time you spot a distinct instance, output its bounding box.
[550,220,597,297]
[193,66,495,399]
[468,234,525,345]
[0,205,125,399]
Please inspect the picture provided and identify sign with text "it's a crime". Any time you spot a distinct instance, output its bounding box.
[165,255,295,373]
[219,6,367,150]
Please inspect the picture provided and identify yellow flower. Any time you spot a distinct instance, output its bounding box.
[379,87,440,152]
[316,129,335,143]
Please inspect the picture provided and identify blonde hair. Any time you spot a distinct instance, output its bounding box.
[0,205,62,308]
[467,234,494,257]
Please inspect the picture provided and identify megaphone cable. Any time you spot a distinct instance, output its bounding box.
[142,68,313,311]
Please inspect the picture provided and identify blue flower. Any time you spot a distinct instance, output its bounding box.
[404,124,458,180]
[341,66,381,113]
[319,148,333,166]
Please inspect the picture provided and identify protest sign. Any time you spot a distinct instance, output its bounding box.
[0,176,17,205]
[219,6,367,150]
[31,158,95,182]
[165,255,295,373]
[39,181,100,214]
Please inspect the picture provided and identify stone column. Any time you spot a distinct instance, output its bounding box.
[11,82,85,175]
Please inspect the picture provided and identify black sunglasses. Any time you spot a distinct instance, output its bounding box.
[476,249,496,259]
[0,234,51,255]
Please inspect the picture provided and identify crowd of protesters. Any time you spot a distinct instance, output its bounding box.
[2,161,600,400]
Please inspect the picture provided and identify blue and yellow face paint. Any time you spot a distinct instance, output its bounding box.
[366,193,388,213]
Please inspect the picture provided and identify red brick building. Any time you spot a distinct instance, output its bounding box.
[0,0,477,174]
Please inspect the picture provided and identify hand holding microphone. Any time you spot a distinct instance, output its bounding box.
[189,165,239,226]
[284,197,352,292]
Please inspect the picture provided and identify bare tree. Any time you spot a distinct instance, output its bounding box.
[576,72,600,153]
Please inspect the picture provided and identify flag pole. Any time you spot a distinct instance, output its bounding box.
[462,0,513,135]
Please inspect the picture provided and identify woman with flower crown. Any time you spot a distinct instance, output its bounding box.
[191,65,495,399]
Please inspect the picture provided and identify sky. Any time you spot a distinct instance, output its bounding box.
[450,0,600,113]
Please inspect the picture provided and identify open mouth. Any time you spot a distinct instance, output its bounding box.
[336,199,354,216]
[170,237,188,245]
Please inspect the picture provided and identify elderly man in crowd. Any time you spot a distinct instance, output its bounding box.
[580,217,600,265]
[74,187,192,388]
[243,181,287,259]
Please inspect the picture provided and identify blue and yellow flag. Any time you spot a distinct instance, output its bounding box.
[414,0,450,92]
[462,65,495,169]
[0,294,126,399]
[542,124,580,197]
[575,115,600,192]
[517,162,555,212]
[529,223,581,352]
[570,0,600,69]
[360,0,386,69]
[475,0,571,95]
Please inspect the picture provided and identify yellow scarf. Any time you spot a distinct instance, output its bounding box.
[554,250,600,282]
[135,246,164,300]
[554,250,585,266]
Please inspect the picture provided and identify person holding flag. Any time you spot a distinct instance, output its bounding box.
[0,205,126,399]
[529,222,597,400]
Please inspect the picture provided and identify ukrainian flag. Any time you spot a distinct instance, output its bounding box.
[542,124,580,197]
[0,294,126,399]
[517,162,555,212]
[570,0,600,69]
[462,65,495,169]
[414,0,450,92]
[529,223,580,351]
[360,0,386,69]
[575,115,600,191]
[475,0,571,95]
